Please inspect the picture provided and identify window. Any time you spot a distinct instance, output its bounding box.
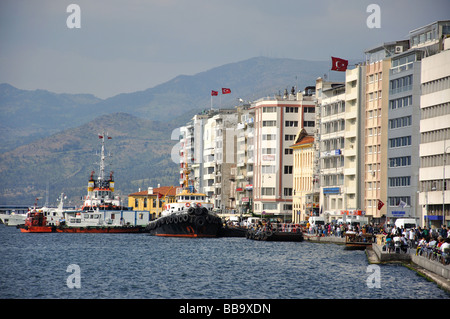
[389,176,411,187]
[285,135,296,141]
[262,134,276,140]
[285,107,299,113]
[389,156,411,168]
[262,165,276,174]
[262,148,276,154]
[389,136,411,148]
[389,96,412,109]
[285,121,298,127]
[284,188,293,196]
[263,107,276,112]
[263,121,277,127]
[285,148,293,155]
[261,188,275,196]
[389,116,412,129]
[284,166,293,174]
[390,75,413,94]
[388,196,411,207]
[263,203,277,210]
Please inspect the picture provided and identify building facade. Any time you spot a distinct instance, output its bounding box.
[128,186,177,219]
[252,89,316,221]
[291,129,315,223]
[386,48,423,221]
[363,40,409,222]
[418,34,450,228]
[316,79,346,220]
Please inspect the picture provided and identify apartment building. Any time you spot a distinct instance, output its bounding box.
[291,129,316,223]
[208,110,238,212]
[179,112,210,191]
[386,48,423,221]
[252,88,316,221]
[315,79,346,220]
[363,40,409,222]
[418,22,450,228]
[234,104,255,215]
[344,65,366,215]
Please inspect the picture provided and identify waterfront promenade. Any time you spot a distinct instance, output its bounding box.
[303,233,450,293]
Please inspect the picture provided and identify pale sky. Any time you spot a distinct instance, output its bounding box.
[0,0,449,99]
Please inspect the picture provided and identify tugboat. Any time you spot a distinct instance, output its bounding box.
[145,167,222,237]
[19,133,146,233]
[58,133,145,233]
[20,209,54,233]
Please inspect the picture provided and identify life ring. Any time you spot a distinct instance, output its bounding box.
[185,203,191,208]
[196,203,202,207]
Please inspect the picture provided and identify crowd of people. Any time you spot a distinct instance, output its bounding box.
[305,221,450,265]
[382,224,450,265]
[306,221,377,237]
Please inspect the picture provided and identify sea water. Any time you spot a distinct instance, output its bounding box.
[0,224,448,299]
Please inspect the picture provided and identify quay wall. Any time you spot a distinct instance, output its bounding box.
[303,234,345,244]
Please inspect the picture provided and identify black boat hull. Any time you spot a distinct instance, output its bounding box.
[246,229,304,242]
[145,210,222,238]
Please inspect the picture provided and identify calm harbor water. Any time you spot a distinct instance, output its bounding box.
[0,224,448,299]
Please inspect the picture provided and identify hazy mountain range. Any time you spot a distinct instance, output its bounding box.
[0,56,336,205]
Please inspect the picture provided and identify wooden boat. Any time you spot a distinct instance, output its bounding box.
[344,231,374,250]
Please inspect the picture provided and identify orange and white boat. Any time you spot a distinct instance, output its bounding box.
[20,209,54,233]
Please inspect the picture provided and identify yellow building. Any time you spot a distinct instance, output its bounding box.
[128,186,178,220]
[291,129,316,223]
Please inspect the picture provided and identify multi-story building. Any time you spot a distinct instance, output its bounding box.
[209,110,238,212]
[179,112,210,191]
[363,40,409,223]
[344,65,366,216]
[252,88,316,221]
[418,22,450,228]
[291,129,315,223]
[315,79,346,220]
[234,104,255,215]
[386,48,423,221]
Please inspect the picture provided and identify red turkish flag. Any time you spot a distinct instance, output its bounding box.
[377,199,384,210]
[331,57,348,72]
[211,90,218,96]
[222,88,231,94]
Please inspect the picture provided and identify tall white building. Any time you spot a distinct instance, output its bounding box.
[418,23,450,228]
[252,88,316,221]
[315,79,346,220]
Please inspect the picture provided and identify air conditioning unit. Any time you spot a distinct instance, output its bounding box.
[395,46,403,53]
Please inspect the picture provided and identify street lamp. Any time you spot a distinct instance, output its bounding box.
[443,145,450,228]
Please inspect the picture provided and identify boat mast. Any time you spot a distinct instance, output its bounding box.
[96,132,112,185]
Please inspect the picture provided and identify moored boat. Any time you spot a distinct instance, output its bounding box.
[145,167,222,237]
[19,210,54,233]
[246,223,304,242]
[18,133,147,233]
[344,231,374,250]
